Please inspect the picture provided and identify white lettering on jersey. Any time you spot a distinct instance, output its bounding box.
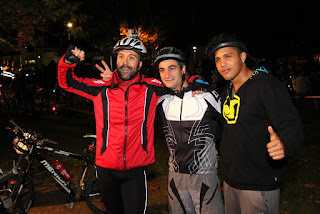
[150,79,162,85]
[93,80,106,84]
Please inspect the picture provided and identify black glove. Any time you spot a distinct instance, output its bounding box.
[65,44,82,64]
[189,76,210,93]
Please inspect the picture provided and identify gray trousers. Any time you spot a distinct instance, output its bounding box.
[223,181,280,214]
[168,171,224,214]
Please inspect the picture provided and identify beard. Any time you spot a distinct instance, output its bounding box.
[117,64,139,81]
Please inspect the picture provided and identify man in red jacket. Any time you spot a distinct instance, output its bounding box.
[58,37,166,214]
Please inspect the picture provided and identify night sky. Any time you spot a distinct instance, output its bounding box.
[2,0,320,64]
[85,0,320,59]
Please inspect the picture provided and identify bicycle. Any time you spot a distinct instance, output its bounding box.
[0,120,107,213]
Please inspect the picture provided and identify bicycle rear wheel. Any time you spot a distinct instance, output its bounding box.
[85,170,107,214]
[0,174,35,213]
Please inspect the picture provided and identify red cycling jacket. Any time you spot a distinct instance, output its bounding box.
[58,56,165,170]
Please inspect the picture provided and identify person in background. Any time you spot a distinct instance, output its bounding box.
[292,71,311,112]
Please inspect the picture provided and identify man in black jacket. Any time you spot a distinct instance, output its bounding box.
[206,33,303,214]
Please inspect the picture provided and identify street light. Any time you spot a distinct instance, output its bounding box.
[67,22,73,40]
[67,22,73,28]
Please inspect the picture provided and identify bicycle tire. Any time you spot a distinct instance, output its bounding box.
[0,174,35,214]
[85,170,107,214]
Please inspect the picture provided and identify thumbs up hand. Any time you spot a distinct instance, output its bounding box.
[266,126,285,160]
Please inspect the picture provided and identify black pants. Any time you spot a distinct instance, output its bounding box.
[97,166,147,214]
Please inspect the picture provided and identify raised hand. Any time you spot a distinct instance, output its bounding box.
[95,60,113,81]
[266,126,285,160]
[65,45,85,64]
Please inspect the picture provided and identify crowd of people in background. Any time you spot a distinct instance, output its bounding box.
[1,54,320,120]
[0,59,78,117]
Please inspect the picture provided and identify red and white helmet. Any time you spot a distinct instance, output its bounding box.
[113,37,147,57]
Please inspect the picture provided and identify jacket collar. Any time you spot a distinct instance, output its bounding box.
[109,71,143,89]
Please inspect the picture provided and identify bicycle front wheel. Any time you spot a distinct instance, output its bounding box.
[0,174,35,213]
[85,170,107,214]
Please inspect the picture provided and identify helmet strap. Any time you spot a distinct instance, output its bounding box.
[173,73,186,94]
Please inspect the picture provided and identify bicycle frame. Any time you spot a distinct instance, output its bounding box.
[27,142,96,200]
[1,121,105,213]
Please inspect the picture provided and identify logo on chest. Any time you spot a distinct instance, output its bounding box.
[223,95,240,124]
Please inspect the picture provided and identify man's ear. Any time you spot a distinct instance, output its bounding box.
[139,61,143,70]
[240,52,247,63]
[182,65,186,74]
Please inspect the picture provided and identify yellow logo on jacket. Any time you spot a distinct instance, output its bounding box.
[223,95,240,124]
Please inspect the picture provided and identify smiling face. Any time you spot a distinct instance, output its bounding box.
[116,49,142,81]
[158,59,186,91]
[214,46,246,83]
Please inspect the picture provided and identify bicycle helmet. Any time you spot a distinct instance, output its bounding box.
[206,33,247,59]
[206,33,264,69]
[153,47,186,68]
[113,37,147,58]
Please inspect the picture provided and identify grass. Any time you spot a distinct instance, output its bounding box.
[280,145,320,213]
[278,104,320,213]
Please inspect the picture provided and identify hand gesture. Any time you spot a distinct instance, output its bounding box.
[266,126,285,160]
[95,60,112,81]
[65,45,85,64]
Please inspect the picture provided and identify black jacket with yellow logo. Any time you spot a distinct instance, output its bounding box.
[220,71,303,191]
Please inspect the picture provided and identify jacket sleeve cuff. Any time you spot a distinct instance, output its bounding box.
[59,55,77,68]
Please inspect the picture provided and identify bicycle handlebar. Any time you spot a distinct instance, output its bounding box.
[8,121,94,149]
[9,120,25,135]
[8,120,59,145]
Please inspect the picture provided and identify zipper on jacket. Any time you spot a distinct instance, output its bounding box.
[180,98,183,137]
[123,81,144,171]
[180,98,183,121]
[124,92,129,171]
[179,97,184,171]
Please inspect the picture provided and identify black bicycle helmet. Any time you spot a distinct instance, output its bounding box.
[206,33,264,69]
[153,47,186,68]
[113,37,147,58]
[206,33,247,59]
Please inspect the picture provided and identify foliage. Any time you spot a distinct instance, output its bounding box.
[0,0,87,52]
[0,0,169,55]
[119,21,165,57]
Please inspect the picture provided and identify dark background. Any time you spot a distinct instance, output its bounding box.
[2,0,320,57]
[1,0,320,88]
